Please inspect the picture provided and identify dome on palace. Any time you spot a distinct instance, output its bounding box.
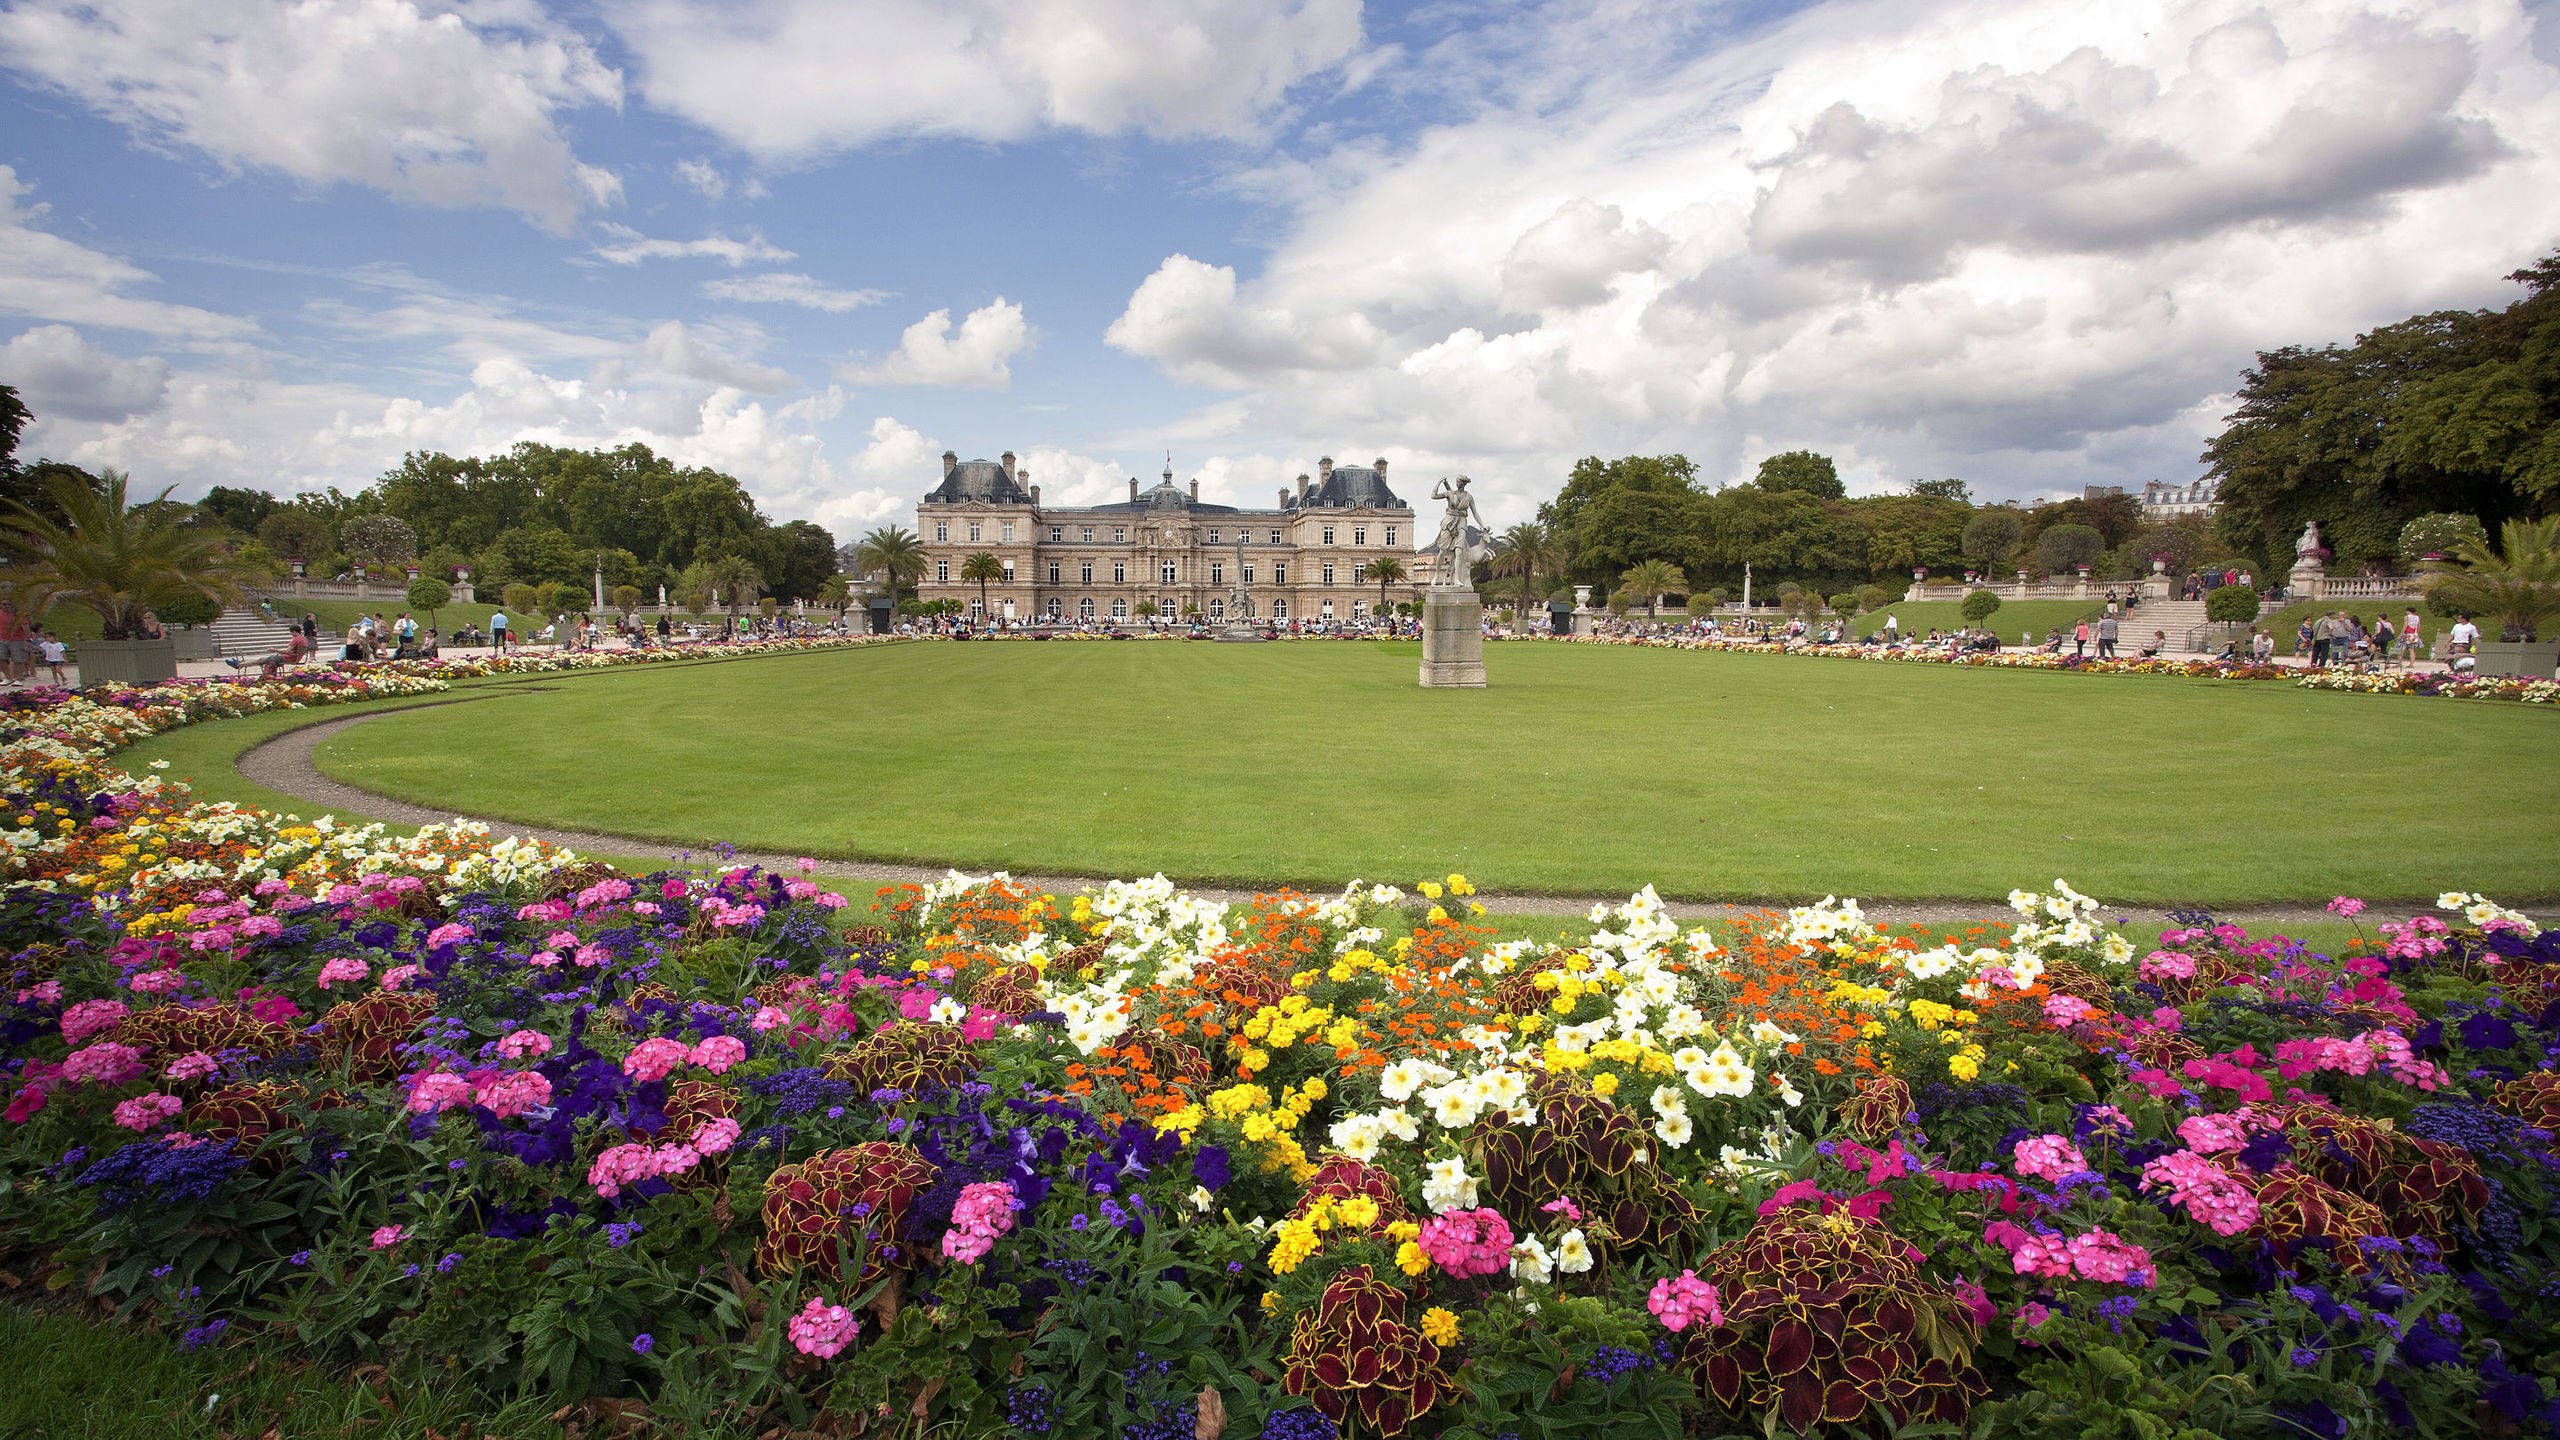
[925,459,1031,505]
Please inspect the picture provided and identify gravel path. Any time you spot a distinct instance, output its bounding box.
[237,704,2393,931]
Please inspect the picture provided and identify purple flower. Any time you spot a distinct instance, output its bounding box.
[632,1333,654,1354]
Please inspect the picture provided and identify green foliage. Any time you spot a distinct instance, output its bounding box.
[0,469,272,638]
[1753,448,1843,498]
[2425,515,2560,640]
[1962,509,2023,573]
[2207,249,2560,569]
[609,583,642,611]
[257,509,336,566]
[532,581,566,617]
[2397,510,2489,563]
[1619,558,1683,617]
[1909,477,1971,501]
[1688,593,1718,617]
[197,485,280,535]
[339,513,416,570]
[2033,522,2107,574]
[1960,587,2003,624]
[2205,585,2260,623]
[1856,583,1892,613]
[500,582,537,615]
[853,526,924,604]
[405,578,451,622]
[157,591,222,627]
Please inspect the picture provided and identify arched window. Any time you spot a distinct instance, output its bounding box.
[1110,598,1128,619]
[1208,598,1225,618]
[1078,597,1095,619]
[1271,598,1288,618]
[1046,598,1062,619]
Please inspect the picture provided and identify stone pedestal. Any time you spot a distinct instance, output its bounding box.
[1419,588,1486,688]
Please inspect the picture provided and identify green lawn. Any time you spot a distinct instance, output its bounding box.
[1851,598,2102,641]
[297,641,2560,905]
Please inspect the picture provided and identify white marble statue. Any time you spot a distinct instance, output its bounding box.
[1428,476,1487,588]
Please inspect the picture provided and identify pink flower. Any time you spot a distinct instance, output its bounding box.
[315,957,370,990]
[2140,1150,2259,1237]
[164,1051,220,1082]
[15,979,62,1005]
[379,964,421,992]
[527,950,563,969]
[1416,1208,1514,1278]
[474,1069,553,1120]
[1540,1196,1584,1222]
[128,969,188,995]
[1647,1270,1724,1332]
[751,1005,791,1032]
[406,1071,474,1114]
[61,998,129,1045]
[2176,1111,2259,1156]
[573,944,609,968]
[2139,950,2197,983]
[691,1117,742,1155]
[2327,897,2366,918]
[112,1092,183,1131]
[622,1037,692,1082]
[495,1029,553,1060]
[545,930,581,951]
[370,1224,407,1249]
[63,1041,147,1087]
[941,1179,1020,1264]
[2010,1134,2088,1183]
[788,1297,859,1358]
[689,1035,747,1074]
[588,1142,664,1199]
[2016,1301,2051,1330]
[2041,993,2097,1027]
[424,922,473,950]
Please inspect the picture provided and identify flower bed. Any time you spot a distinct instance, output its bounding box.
[5,674,2560,1436]
[1521,632,2560,704]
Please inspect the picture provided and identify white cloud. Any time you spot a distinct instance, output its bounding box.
[0,166,257,340]
[1104,0,2560,511]
[673,157,726,199]
[0,324,171,422]
[626,319,794,393]
[703,272,890,312]
[600,0,1365,159]
[590,224,794,266]
[0,0,623,232]
[839,300,1031,390]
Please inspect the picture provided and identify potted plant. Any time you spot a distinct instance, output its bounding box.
[2425,517,2560,679]
[1,469,270,686]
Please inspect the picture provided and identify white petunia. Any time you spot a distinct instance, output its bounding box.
[1511,1235,1554,1283]
[1554,1229,1595,1273]
[1424,1156,1479,1212]
[1653,1110,1694,1146]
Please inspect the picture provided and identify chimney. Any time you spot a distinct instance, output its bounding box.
[1373,457,1388,479]
[1318,456,1333,483]
[942,450,958,477]
[1029,483,1041,505]
[1000,451,1016,481]
[1278,488,1289,509]
[1188,478,1198,501]
[1295,473,1310,504]
[1129,477,1139,502]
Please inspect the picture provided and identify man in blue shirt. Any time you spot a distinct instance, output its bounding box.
[490,610,509,654]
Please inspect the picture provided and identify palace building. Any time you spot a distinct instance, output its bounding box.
[914,450,1418,624]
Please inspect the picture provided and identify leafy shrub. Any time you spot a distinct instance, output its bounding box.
[2398,512,2488,565]
[1960,588,2002,624]
[2205,585,2260,623]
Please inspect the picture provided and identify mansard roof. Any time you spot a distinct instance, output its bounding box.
[924,459,1031,505]
[1304,464,1402,509]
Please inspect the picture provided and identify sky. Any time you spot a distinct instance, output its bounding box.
[2,0,2557,539]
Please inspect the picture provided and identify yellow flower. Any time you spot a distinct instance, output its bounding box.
[1427,906,1450,924]
[1262,1291,1283,1313]
[1446,873,1474,896]
[1395,1240,1429,1277]
[1590,1072,1621,1098]
[1336,1195,1380,1229]
[1417,880,1444,901]
[1420,1307,1461,1346]
[1947,1052,1981,1082]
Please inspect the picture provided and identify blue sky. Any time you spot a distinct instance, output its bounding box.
[3,0,2557,541]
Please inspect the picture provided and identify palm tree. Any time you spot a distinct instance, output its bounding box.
[1491,521,1562,633]
[1134,600,1159,627]
[1363,556,1406,616]
[2427,516,2560,641]
[960,551,1004,623]
[0,468,272,639]
[1620,558,1682,620]
[854,525,925,606]
[702,554,765,615]
[816,575,853,616]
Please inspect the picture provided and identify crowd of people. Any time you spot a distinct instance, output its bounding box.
[2294,606,2440,671]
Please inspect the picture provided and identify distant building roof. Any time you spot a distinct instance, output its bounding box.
[1305,463,1402,509]
[924,459,1030,505]
[1070,480,1245,516]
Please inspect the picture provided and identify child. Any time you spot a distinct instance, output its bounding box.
[36,629,68,685]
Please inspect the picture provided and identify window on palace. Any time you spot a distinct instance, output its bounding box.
[1321,600,1335,619]
[936,560,950,583]
[1210,562,1224,585]
[1209,598,1225,618]
[1080,563,1093,584]
[1113,527,1126,542]
[1207,528,1220,544]
[1160,562,1177,584]
[1322,526,1335,545]
[1242,563,1254,584]
[1352,600,1366,617]
[1274,562,1287,584]
[1272,598,1288,618]
[1111,599,1128,619]
[1386,525,1397,546]
[1322,564,1335,585]
[1046,598,1061,618]
[1354,525,1367,546]
[1081,526,1094,542]
[1048,563,1060,584]
[1049,527,1063,542]
[969,598,983,617]
[1113,562,1127,583]
[1000,522,1014,543]
[1079,598,1095,619]
[1001,560,1014,582]
[934,522,948,542]
[968,522,982,543]
[1269,528,1282,545]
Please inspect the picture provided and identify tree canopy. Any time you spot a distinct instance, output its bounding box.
[1753,450,1844,499]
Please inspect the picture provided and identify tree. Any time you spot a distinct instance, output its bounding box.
[1620,558,1683,619]
[1363,556,1406,614]
[1754,450,1844,499]
[1134,600,1159,624]
[340,513,417,574]
[1489,522,1561,634]
[1960,588,2003,626]
[2426,516,2560,641]
[816,576,853,615]
[1538,454,1699,587]
[197,485,279,535]
[700,554,765,615]
[2205,585,2260,624]
[1828,592,1857,616]
[2399,512,2489,565]
[854,526,925,605]
[257,508,336,568]
[502,582,538,615]
[759,519,838,602]
[610,583,643,613]
[2032,523,2106,574]
[1961,510,2024,573]
[0,469,271,640]
[407,577,451,629]
[1909,478,1972,502]
[0,382,24,481]
[960,551,1004,621]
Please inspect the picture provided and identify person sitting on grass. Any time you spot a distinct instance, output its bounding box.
[2138,630,2166,659]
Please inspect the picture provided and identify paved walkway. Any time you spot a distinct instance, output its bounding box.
[234,701,2391,932]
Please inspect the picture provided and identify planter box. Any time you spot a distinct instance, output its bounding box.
[170,626,215,661]
[72,637,180,688]
[2474,641,2560,680]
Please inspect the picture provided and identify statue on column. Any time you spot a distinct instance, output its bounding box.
[1428,476,1487,589]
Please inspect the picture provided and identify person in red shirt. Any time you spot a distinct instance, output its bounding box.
[0,601,27,686]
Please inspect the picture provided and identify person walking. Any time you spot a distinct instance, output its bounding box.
[2372,613,2396,668]
[0,598,27,686]
[2449,612,2480,657]
[35,627,68,685]
[2097,612,2118,659]
[2309,612,2332,668]
[2401,608,2425,664]
[490,608,510,654]
[2072,618,2090,658]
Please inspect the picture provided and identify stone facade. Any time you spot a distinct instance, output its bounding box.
[916,451,1417,624]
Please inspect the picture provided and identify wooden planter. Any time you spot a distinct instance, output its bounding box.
[72,637,180,687]
[2474,641,2559,680]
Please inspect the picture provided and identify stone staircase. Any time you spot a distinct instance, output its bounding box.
[2116,598,2211,652]
[209,603,297,659]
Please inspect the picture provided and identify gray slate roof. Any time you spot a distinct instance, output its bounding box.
[1305,465,1402,509]
[924,460,1031,505]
